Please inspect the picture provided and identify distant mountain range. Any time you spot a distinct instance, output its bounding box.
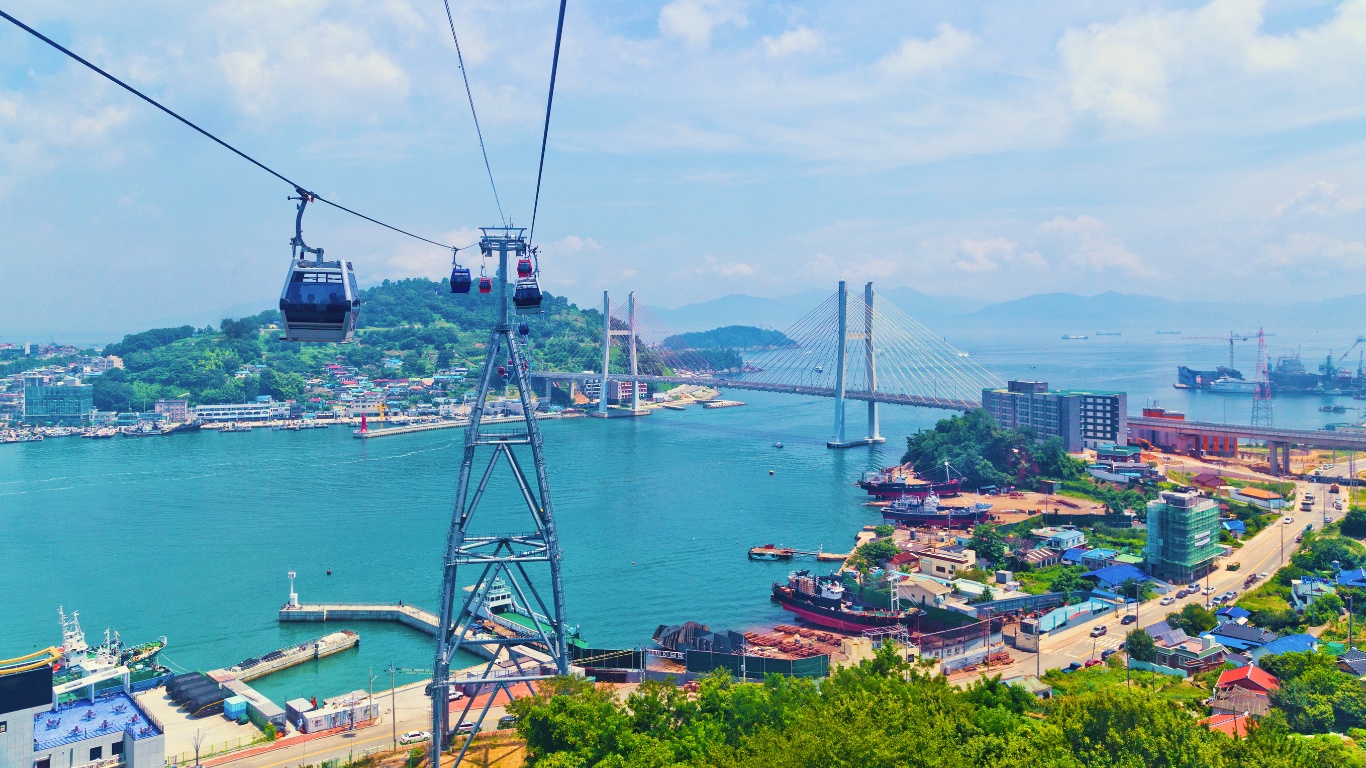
[649,289,1366,339]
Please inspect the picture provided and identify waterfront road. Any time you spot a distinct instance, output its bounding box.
[983,475,1324,683]
[217,679,514,768]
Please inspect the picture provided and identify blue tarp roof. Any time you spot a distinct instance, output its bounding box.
[1062,547,1087,563]
[1257,634,1318,657]
[1084,548,1119,559]
[1216,606,1251,620]
[1083,564,1152,587]
[1221,520,1246,533]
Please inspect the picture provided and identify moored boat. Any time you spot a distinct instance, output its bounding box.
[858,462,961,500]
[771,570,917,631]
[881,493,992,529]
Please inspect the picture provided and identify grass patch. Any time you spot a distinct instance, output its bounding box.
[1040,657,1211,712]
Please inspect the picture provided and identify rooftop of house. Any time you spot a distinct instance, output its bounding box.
[1200,712,1253,738]
[1233,487,1282,501]
[1209,623,1277,646]
[1216,665,1280,692]
[1257,634,1318,657]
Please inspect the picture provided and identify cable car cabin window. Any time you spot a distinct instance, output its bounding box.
[280,270,350,324]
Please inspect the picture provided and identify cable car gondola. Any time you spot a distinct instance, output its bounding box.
[513,277,542,314]
[478,274,493,294]
[450,264,472,294]
[278,192,360,343]
[518,323,530,336]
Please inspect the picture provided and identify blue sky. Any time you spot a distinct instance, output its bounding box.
[2,0,1366,339]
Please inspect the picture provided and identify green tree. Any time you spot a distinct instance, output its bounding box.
[1125,628,1156,663]
[1117,578,1156,602]
[1049,568,1087,593]
[968,523,1006,565]
[1342,507,1366,538]
[1167,603,1217,636]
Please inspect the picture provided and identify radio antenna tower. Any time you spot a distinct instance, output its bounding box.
[429,226,569,768]
[1251,327,1274,428]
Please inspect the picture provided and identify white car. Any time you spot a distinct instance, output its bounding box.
[1283,516,1295,525]
[1160,596,1176,606]
[1259,572,1268,579]
[399,731,431,745]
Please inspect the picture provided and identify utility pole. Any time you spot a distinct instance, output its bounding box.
[391,664,398,752]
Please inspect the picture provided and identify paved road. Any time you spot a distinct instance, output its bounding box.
[989,474,1327,680]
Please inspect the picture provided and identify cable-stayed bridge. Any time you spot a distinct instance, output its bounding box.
[529,282,1002,447]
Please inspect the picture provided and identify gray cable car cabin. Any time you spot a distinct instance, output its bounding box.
[278,259,360,342]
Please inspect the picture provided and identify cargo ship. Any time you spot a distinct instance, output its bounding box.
[771,571,918,631]
[858,462,961,500]
[881,494,993,528]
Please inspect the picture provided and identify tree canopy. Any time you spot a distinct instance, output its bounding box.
[901,409,1084,490]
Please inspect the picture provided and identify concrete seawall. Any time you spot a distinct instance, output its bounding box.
[279,604,439,635]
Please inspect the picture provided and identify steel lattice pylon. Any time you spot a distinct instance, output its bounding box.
[429,227,568,768]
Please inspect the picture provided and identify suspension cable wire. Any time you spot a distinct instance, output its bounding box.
[0,8,455,250]
[527,0,568,247]
[440,0,506,227]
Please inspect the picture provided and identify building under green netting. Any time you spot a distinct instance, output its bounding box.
[22,382,92,425]
[1146,490,1221,583]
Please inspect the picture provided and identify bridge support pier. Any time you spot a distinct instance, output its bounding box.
[1268,442,1294,476]
[827,281,886,449]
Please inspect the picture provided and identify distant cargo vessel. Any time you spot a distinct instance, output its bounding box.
[1061,335,1089,340]
[1156,330,1182,335]
[771,571,918,631]
[1095,332,1121,336]
[881,494,993,529]
[858,463,961,500]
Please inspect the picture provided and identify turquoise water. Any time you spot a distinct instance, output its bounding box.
[1,330,1357,704]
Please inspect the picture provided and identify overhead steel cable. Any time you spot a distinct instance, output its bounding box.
[527,0,568,247]
[0,7,454,250]
[440,0,507,227]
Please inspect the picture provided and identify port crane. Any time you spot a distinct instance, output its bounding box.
[1182,331,1276,370]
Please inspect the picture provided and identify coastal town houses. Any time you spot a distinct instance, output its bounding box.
[1139,621,1229,676]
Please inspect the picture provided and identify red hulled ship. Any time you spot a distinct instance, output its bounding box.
[770,570,918,632]
[858,462,961,500]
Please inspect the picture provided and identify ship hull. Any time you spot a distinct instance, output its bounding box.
[771,588,913,631]
[859,478,961,500]
[882,508,989,528]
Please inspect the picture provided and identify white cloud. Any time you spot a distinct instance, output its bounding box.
[1260,232,1366,269]
[658,0,747,48]
[762,25,821,57]
[1274,181,1366,217]
[379,228,479,281]
[876,24,974,77]
[1038,216,1153,276]
[953,238,1046,273]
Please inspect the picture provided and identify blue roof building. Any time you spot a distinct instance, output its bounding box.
[1337,568,1366,589]
[1062,547,1088,565]
[1208,623,1278,653]
[1081,548,1120,569]
[1220,519,1246,537]
[1215,606,1251,623]
[1252,634,1319,662]
[1083,563,1152,589]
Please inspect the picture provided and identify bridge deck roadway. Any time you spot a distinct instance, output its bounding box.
[527,372,978,412]
[1129,415,1366,451]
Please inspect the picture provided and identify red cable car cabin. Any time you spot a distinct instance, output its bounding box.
[478,276,493,294]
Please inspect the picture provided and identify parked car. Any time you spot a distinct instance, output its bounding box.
[1091,625,1108,637]
[1284,516,1296,525]
[1160,596,1176,606]
[1203,586,1215,595]
[1187,582,1201,591]
[1101,649,1117,660]
[1121,614,1137,625]
[455,722,477,735]
[497,715,519,730]
[1084,658,1103,668]
[1175,589,1188,598]
[448,689,466,701]
[1064,662,1083,673]
[399,731,431,745]
[1259,572,1268,579]
[1211,596,1224,606]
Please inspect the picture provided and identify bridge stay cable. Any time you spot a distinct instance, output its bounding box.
[0,8,455,250]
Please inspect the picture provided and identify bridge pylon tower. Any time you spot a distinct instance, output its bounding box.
[595,291,640,415]
[430,226,570,768]
[827,281,887,449]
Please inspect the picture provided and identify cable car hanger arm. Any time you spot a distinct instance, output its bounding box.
[0,8,454,251]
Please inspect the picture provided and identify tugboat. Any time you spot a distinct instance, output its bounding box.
[858,461,961,500]
[881,493,993,529]
[770,570,918,631]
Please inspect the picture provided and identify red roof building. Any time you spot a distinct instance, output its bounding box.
[1200,712,1252,737]
[1215,665,1280,695]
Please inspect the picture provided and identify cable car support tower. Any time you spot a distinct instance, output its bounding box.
[429,227,568,768]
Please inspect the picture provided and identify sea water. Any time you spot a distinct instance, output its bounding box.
[1,331,1357,702]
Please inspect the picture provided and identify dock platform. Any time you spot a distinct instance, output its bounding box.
[278,603,551,665]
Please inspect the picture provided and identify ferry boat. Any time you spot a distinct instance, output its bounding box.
[770,571,918,631]
[858,462,961,500]
[881,493,993,529]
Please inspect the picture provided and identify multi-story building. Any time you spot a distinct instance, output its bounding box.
[22,380,93,426]
[0,664,165,768]
[193,401,278,422]
[153,399,189,422]
[981,380,1127,452]
[1145,490,1221,582]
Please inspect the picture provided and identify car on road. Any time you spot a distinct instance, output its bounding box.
[1091,625,1108,637]
[1284,516,1296,524]
[1203,586,1215,595]
[1259,572,1269,579]
[448,689,466,701]
[1175,589,1186,598]
[1223,590,1236,599]
[1187,582,1201,591]
[1211,595,1224,606]
[1084,658,1103,668]
[1064,662,1083,673]
[455,721,477,735]
[498,715,518,729]
[399,731,431,745]
[1101,649,1117,660]
[1160,596,1176,606]
[1121,614,1137,625]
